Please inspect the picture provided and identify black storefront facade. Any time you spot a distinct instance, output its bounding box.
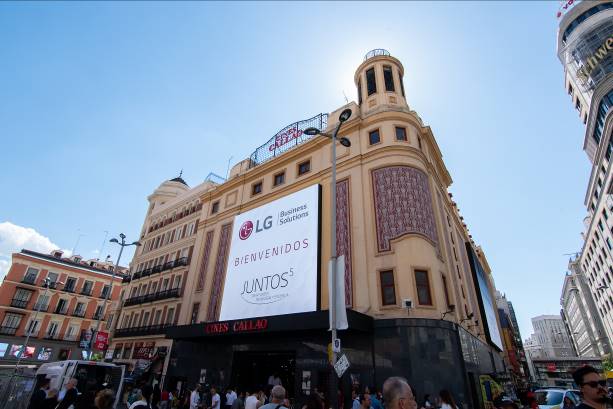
[165,310,505,409]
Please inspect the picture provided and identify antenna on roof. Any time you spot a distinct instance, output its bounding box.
[71,230,84,257]
[342,91,349,104]
[98,231,109,259]
[179,169,183,178]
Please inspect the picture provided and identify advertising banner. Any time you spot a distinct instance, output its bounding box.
[133,342,155,359]
[79,329,93,349]
[465,243,504,351]
[93,331,109,350]
[219,184,320,320]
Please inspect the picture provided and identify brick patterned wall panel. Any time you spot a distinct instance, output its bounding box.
[206,223,232,321]
[196,231,215,291]
[336,179,353,307]
[372,166,439,252]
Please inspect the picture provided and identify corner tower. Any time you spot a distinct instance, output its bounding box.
[354,49,408,115]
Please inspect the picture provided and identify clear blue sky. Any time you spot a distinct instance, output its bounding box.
[0,1,589,339]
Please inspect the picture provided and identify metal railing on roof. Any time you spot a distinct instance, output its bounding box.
[248,113,328,169]
[364,49,390,61]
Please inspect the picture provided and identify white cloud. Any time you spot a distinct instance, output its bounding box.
[0,221,67,280]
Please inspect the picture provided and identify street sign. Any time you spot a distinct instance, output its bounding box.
[334,354,350,378]
[333,338,341,353]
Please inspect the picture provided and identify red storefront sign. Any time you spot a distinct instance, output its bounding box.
[205,318,268,335]
[94,331,109,350]
[546,363,557,372]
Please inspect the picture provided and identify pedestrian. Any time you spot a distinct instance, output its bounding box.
[382,377,417,409]
[258,390,268,407]
[95,389,116,409]
[572,365,609,409]
[191,385,203,409]
[439,391,457,409]
[367,387,382,409]
[352,390,360,409]
[563,396,576,409]
[210,386,221,409]
[359,394,372,409]
[153,385,162,409]
[28,377,50,409]
[231,391,246,409]
[422,395,433,409]
[226,388,237,409]
[160,389,170,409]
[302,392,324,409]
[43,389,59,409]
[245,391,259,409]
[258,385,288,409]
[57,378,79,409]
[130,384,154,409]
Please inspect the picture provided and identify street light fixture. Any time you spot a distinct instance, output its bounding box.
[441,304,456,320]
[14,277,64,373]
[305,108,352,408]
[87,233,141,359]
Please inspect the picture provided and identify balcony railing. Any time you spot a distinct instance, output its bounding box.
[114,323,171,338]
[122,276,131,283]
[44,334,60,340]
[0,326,19,335]
[123,287,181,307]
[63,286,75,293]
[72,310,86,318]
[10,299,29,309]
[92,313,103,320]
[129,257,190,283]
[21,276,37,285]
[80,289,92,296]
[33,303,49,312]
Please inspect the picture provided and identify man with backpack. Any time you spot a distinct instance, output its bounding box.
[257,386,288,409]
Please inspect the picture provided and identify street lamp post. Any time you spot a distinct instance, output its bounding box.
[14,277,62,373]
[87,233,140,360]
[305,108,352,409]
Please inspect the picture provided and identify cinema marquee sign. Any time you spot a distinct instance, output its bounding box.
[205,318,269,335]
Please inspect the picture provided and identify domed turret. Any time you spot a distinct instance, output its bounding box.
[354,49,408,115]
[147,173,190,213]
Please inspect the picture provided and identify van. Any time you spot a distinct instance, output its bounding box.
[35,360,125,408]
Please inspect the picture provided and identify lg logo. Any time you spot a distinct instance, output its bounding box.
[239,216,272,240]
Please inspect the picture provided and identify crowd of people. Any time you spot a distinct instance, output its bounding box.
[26,365,613,409]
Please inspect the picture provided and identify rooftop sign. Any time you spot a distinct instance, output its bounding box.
[249,113,328,168]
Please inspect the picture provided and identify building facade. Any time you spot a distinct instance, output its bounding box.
[496,292,529,391]
[0,249,123,363]
[111,49,506,408]
[531,357,602,388]
[557,0,613,347]
[561,262,610,357]
[109,175,219,379]
[525,315,575,359]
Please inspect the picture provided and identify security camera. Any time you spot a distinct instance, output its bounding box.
[402,299,413,309]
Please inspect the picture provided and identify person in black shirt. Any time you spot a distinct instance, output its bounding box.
[572,366,609,409]
[28,378,50,409]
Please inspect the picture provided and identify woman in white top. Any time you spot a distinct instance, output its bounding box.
[439,390,457,409]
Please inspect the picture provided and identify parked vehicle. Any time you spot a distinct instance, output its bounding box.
[534,388,581,409]
[35,360,125,408]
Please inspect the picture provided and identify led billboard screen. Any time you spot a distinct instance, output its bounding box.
[465,243,503,351]
[219,184,320,320]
